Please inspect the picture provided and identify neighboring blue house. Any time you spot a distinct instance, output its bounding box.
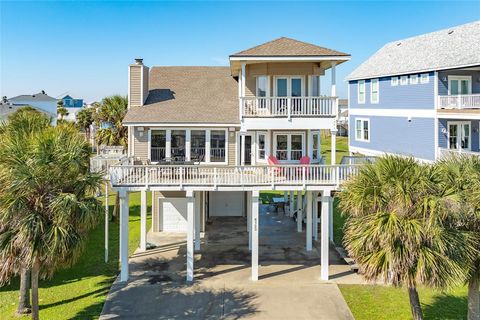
[7,91,58,124]
[61,95,85,122]
[346,21,480,162]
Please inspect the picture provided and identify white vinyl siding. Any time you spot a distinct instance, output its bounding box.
[370,79,379,104]
[357,80,365,104]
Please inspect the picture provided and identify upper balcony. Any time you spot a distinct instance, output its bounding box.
[438,94,480,110]
[229,37,350,130]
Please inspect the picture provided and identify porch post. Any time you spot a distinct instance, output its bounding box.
[186,190,195,282]
[166,129,171,159]
[306,191,313,251]
[297,191,303,232]
[140,189,147,251]
[194,191,201,251]
[247,191,252,251]
[330,129,337,165]
[313,193,319,241]
[185,129,191,161]
[241,134,246,166]
[105,181,109,263]
[289,191,294,217]
[119,189,129,282]
[331,62,337,97]
[251,190,259,281]
[329,196,334,242]
[321,190,331,280]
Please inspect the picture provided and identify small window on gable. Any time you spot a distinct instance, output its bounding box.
[420,73,429,84]
[410,74,418,84]
[358,80,365,104]
[371,79,379,104]
[400,75,408,85]
[391,77,399,86]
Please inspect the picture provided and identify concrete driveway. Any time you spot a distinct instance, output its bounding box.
[100,206,356,319]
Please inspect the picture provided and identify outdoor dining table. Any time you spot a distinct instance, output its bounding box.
[272,197,287,214]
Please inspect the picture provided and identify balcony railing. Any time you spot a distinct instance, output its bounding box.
[438,147,480,159]
[438,94,480,109]
[241,96,337,119]
[109,164,360,188]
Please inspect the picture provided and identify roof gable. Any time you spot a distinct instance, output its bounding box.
[230,37,349,57]
[346,21,480,80]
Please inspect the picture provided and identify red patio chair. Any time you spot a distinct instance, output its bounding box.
[298,156,311,178]
[268,155,284,176]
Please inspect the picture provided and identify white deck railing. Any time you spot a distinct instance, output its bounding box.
[438,148,480,159]
[109,164,360,188]
[241,96,337,119]
[438,94,480,109]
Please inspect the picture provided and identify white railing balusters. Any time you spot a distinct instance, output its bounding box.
[438,94,480,109]
[241,96,337,117]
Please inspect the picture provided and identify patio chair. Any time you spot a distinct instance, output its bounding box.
[297,156,311,179]
[267,155,285,177]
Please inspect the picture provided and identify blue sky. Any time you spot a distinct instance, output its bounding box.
[1,1,479,102]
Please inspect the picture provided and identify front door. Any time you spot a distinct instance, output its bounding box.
[240,135,253,165]
[449,76,472,95]
[448,122,471,151]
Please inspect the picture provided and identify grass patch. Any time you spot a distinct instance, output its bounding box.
[321,135,348,164]
[339,284,467,320]
[0,190,151,320]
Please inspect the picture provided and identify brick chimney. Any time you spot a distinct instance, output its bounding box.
[128,58,149,108]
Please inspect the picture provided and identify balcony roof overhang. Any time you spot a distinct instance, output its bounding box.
[229,56,351,76]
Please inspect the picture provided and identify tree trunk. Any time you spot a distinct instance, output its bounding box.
[468,276,480,320]
[408,286,424,320]
[112,192,119,222]
[31,259,40,320]
[16,268,31,315]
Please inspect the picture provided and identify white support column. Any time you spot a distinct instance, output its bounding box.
[105,181,109,263]
[330,129,337,165]
[195,191,201,251]
[119,190,129,282]
[186,190,194,282]
[140,189,147,251]
[321,191,331,281]
[247,191,252,251]
[289,191,294,217]
[313,193,319,241]
[306,191,313,251]
[251,190,259,281]
[165,129,172,159]
[240,134,246,166]
[331,62,337,97]
[185,129,191,161]
[205,130,211,163]
[297,191,303,232]
[307,129,312,159]
[329,196,334,242]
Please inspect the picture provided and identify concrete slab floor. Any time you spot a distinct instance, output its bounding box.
[100,205,361,319]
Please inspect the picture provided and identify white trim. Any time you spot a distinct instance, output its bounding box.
[236,131,255,165]
[256,131,268,163]
[274,75,305,97]
[124,123,240,127]
[434,71,439,160]
[420,73,430,84]
[400,75,409,85]
[354,118,370,142]
[447,75,472,95]
[437,113,480,120]
[370,78,379,104]
[272,132,306,163]
[357,80,365,104]
[345,62,480,81]
[349,145,434,163]
[391,76,399,86]
[350,108,435,118]
[230,56,351,62]
[410,74,418,85]
[256,76,268,97]
[147,129,152,160]
[446,121,472,151]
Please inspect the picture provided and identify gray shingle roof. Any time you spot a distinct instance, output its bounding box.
[346,21,480,80]
[230,37,350,57]
[123,67,240,125]
[9,92,58,102]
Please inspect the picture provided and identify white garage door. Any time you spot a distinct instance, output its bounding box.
[209,191,244,217]
[160,198,187,232]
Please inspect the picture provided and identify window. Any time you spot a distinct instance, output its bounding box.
[355,118,370,142]
[191,130,206,162]
[391,77,399,86]
[400,75,408,85]
[256,76,267,97]
[448,76,472,95]
[274,133,305,161]
[151,130,166,162]
[276,78,288,97]
[420,73,429,84]
[358,80,365,104]
[210,130,226,162]
[257,132,267,161]
[171,130,186,160]
[410,74,418,84]
[312,132,320,161]
[275,76,304,97]
[311,76,321,96]
[370,79,379,103]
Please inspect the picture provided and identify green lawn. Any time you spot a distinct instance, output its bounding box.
[0,191,152,320]
[321,135,349,164]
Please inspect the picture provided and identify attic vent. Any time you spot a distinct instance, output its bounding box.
[396,42,402,46]
[448,30,454,35]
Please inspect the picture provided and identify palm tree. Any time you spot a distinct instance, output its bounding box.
[76,108,94,141]
[94,95,128,220]
[436,155,480,320]
[0,117,102,320]
[56,100,68,121]
[338,155,476,320]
